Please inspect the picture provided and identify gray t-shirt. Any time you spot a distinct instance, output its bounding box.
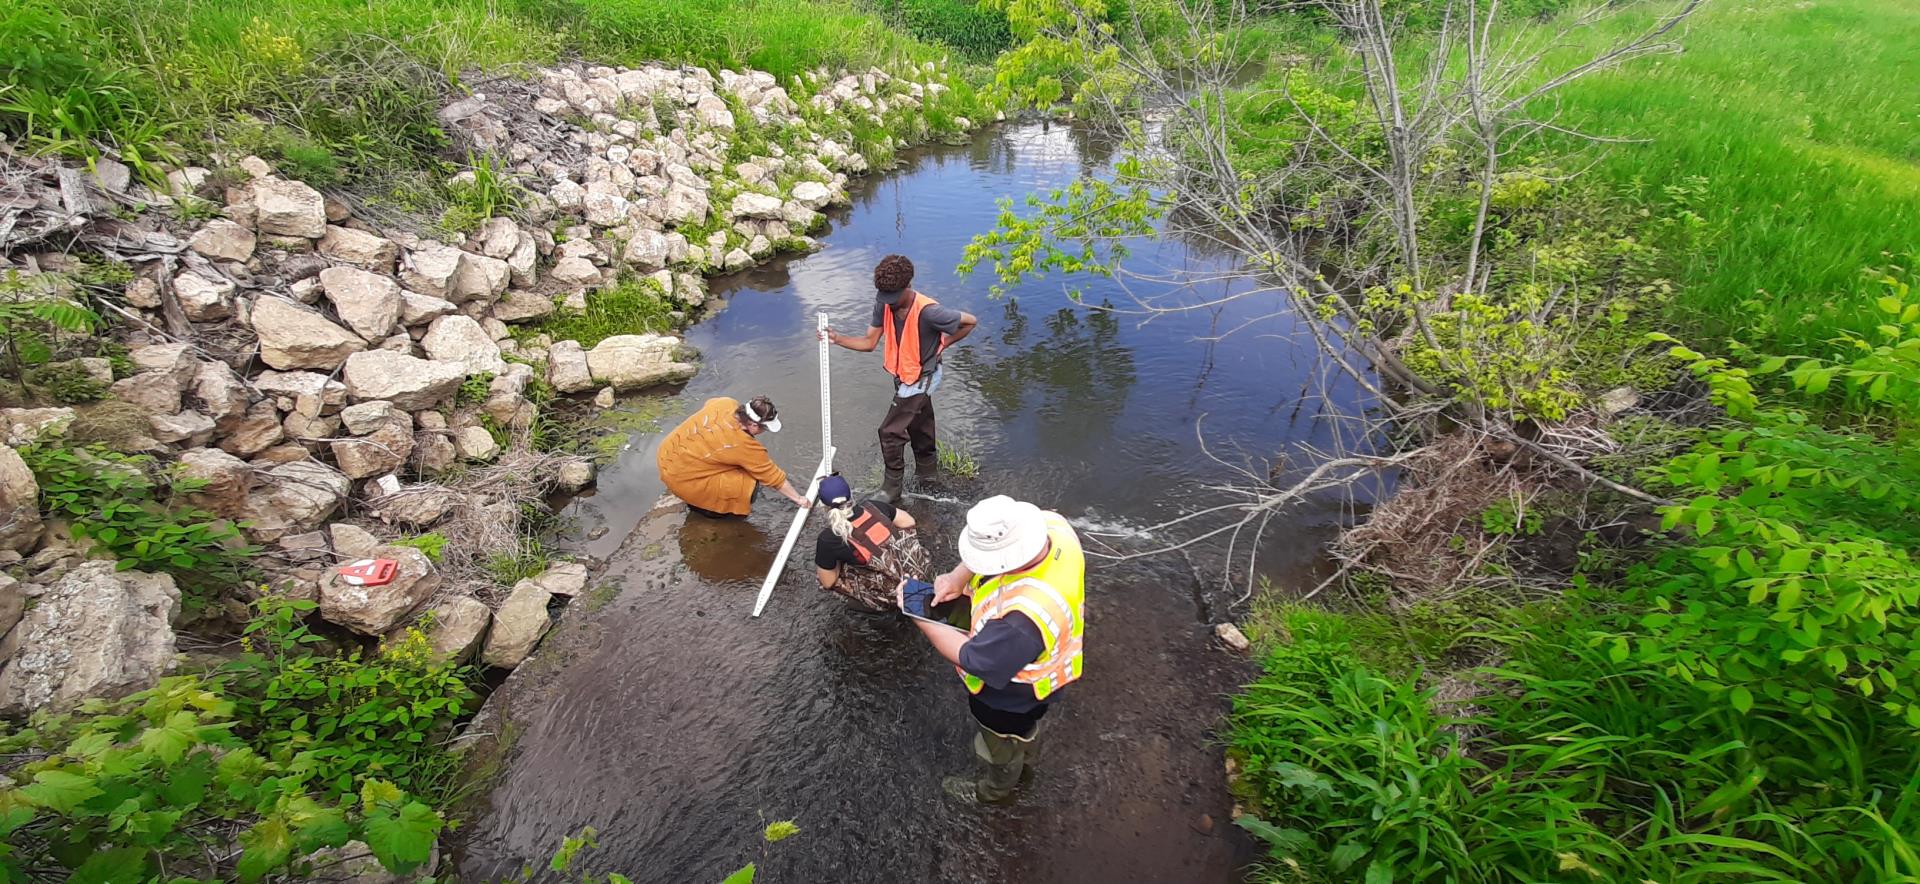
[871,291,965,378]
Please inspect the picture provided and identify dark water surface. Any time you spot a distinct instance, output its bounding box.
[453,122,1371,883]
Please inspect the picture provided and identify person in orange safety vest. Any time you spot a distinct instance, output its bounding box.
[821,255,977,503]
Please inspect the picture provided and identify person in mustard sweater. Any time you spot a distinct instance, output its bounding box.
[656,395,812,518]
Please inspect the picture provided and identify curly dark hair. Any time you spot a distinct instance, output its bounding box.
[873,255,915,293]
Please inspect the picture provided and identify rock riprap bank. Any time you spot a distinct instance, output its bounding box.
[0,58,977,709]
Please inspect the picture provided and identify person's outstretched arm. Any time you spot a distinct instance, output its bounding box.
[823,324,882,352]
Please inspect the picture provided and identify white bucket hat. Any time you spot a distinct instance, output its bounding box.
[958,495,1049,576]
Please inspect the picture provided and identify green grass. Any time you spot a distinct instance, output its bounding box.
[1532,0,1920,354]
[524,278,678,350]
[0,0,978,189]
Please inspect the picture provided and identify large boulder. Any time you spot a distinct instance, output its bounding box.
[190,361,251,430]
[241,460,350,541]
[622,229,669,270]
[400,291,458,327]
[0,445,42,554]
[109,371,183,416]
[661,181,710,225]
[254,370,345,418]
[790,180,832,210]
[319,266,403,341]
[450,253,512,304]
[253,177,327,238]
[189,219,256,263]
[420,315,506,376]
[585,334,697,391]
[317,544,440,635]
[548,257,602,287]
[148,410,216,446]
[481,578,552,668]
[547,340,594,393]
[219,401,286,458]
[252,297,368,371]
[330,416,416,480]
[729,191,783,220]
[0,562,179,716]
[399,244,465,300]
[317,226,399,269]
[490,290,554,323]
[341,350,468,411]
[174,447,253,520]
[531,561,589,598]
[181,277,237,322]
[418,595,490,663]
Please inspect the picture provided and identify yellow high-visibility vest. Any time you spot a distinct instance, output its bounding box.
[962,513,1085,701]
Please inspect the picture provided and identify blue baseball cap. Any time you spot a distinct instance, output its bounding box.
[816,473,852,506]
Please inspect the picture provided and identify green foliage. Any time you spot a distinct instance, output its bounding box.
[1633,276,1920,731]
[391,532,449,563]
[489,537,553,587]
[529,278,678,349]
[439,152,524,235]
[0,676,443,881]
[762,819,800,842]
[874,0,1013,58]
[22,443,255,597]
[22,360,108,403]
[458,371,497,408]
[934,439,980,479]
[957,147,1163,298]
[1478,498,1541,538]
[222,598,477,803]
[0,270,101,384]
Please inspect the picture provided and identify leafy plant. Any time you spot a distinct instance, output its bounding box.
[22,442,255,597]
[0,270,101,394]
[439,151,523,234]
[935,439,981,479]
[457,371,496,408]
[223,598,477,802]
[392,532,448,563]
[0,676,442,882]
[22,360,107,403]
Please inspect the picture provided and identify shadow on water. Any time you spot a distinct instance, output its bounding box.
[451,121,1379,882]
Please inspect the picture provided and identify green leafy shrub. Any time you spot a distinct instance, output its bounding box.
[457,371,496,408]
[22,360,107,403]
[223,598,477,802]
[0,676,441,882]
[22,443,255,596]
[391,532,447,562]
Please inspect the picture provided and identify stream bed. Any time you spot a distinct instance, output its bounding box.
[451,121,1371,883]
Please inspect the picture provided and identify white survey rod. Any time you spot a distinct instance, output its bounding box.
[751,312,836,617]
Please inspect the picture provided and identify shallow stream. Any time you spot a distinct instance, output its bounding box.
[452,121,1371,883]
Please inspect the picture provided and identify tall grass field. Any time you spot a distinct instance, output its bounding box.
[1542,0,1920,354]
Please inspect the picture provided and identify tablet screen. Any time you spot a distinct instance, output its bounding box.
[900,578,939,621]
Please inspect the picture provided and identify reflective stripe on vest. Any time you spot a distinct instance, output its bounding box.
[846,503,894,565]
[881,292,936,385]
[962,513,1086,701]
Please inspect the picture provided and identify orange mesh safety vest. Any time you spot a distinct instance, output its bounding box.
[881,292,944,385]
[846,502,896,565]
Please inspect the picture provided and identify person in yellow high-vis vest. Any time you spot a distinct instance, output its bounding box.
[901,495,1085,804]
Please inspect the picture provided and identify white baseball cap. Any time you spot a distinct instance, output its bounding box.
[744,398,781,433]
[958,495,1049,576]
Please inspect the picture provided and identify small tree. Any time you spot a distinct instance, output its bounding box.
[0,269,101,396]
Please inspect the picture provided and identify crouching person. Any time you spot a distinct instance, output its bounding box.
[812,473,931,611]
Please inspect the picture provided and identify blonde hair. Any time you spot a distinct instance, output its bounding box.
[827,500,857,541]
